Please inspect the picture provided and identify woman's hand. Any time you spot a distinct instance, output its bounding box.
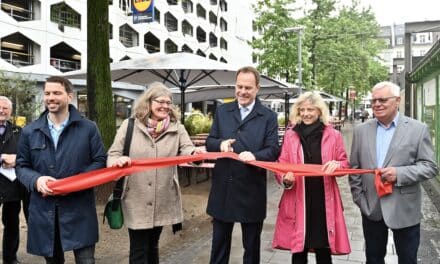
[111,156,132,168]
[322,160,340,174]
[193,146,207,154]
[282,172,295,188]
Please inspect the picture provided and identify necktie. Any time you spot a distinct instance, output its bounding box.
[240,107,249,120]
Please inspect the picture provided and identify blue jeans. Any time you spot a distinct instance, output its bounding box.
[362,214,420,264]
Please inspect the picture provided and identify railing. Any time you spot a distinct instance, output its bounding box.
[1,3,33,21]
[50,57,80,72]
[1,50,34,66]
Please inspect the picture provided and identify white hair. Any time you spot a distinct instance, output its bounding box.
[0,96,12,109]
[372,81,400,96]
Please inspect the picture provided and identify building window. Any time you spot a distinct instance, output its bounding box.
[220,57,227,63]
[196,27,206,42]
[420,35,426,43]
[210,0,217,5]
[209,54,217,60]
[220,18,227,32]
[220,0,227,12]
[50,42,81,72]
[154,7,160,23]
[165,39,177,54]
[1,32,37,67]
[167,0,178,5]
[209,11,217,25]
[182,44,193,53]
[144,32,160,53]
[420,50,425,56]
[182,20,193,36]
[396,50,402,58]
[220,37,227,50]
[165,12,178,32]
[182,0,193,13]
[196,4,206,19]
[50,3,81,29]
[1,0,36,21]
[119,24,139,48]
[209,33,217,47]
[396,37,403,45]
[109,23,113,39]
[196,49,206,57]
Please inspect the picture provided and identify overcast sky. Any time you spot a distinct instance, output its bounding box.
[349,0,440,25]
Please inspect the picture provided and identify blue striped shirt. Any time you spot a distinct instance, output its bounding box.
[376,112,399,168]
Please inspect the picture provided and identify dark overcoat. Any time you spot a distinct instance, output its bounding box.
[206,99,279,222]
[0,121,24,202]
[16,105,106,256]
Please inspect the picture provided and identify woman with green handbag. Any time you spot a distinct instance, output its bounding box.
[107,82,201,264]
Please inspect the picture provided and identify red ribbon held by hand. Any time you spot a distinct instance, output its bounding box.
[47,152,392,197]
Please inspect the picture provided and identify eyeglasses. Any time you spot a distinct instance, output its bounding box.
[369,96,397,105]
[152,99,172,106]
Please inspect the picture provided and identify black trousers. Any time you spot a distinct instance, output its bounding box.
[292,248,332,264]
[128,226,163,264]
[362,215,420,264]
[209,218,263,264]
[1,200,21,263]
[44,207,95,264]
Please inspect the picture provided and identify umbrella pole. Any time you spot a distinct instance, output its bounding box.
[179,70,187,124]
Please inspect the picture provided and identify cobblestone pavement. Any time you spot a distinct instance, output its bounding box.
[3,121,440,263]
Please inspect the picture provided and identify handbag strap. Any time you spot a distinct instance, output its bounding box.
[112,118,134,201]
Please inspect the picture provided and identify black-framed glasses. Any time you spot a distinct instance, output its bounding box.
[369,96,397,105]
[152,99,172,106]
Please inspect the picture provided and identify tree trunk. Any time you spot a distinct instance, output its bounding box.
[87,0,116,203]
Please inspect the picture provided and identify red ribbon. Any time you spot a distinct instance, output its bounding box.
[47,152,392,197]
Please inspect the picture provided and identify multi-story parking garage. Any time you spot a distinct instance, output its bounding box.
[0,0,256,120]
[0,0,254,74]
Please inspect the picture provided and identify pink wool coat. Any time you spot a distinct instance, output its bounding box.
[272,125,351,255]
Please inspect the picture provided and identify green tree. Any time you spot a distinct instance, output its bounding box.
[0,72,41,124]
[87,0,115,203]
[87,0,115,149]
[251,0,388,97]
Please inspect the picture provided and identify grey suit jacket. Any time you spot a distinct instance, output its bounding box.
[349,114,438,229]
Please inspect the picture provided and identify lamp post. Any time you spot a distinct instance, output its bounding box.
[284,26,304,94]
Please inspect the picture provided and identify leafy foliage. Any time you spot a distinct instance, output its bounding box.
[252,0,389,98]
[184,110,212,136]
[0,71,41,124]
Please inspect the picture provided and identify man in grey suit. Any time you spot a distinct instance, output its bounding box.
[349,81,438,264]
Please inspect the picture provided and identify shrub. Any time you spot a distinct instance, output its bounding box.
[184,110,212,136]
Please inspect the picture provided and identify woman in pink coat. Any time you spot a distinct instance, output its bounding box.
[272,91,350,263]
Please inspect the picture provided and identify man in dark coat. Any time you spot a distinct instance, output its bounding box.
[16,76,106,263]
[206,66,280,264]
[0,96,26,264]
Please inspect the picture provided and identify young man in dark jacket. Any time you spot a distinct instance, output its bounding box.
[16,76,107,263]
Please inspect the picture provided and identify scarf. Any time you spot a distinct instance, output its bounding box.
[146,115,170,139]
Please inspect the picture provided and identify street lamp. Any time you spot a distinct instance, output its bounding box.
[284,26,304,94]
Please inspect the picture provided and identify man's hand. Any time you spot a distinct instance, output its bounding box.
[238,151,255,162]
[1,154,16,168]
[380,167,397,184]
[220,139,235,152]
[35,176,57,196]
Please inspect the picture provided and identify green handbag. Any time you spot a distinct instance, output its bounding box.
[103,118,134,229]
[104,194,124,229]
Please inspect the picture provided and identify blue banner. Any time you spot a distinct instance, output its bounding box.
[132,0,154,24]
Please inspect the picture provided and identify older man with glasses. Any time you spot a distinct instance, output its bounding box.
[349,81,438,264]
